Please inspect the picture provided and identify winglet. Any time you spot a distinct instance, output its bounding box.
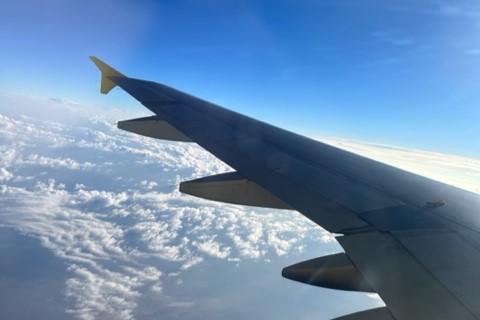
[90,56,125,94]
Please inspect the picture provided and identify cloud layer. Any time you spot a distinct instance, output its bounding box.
[0,94,340,319]
[2,93,478,319]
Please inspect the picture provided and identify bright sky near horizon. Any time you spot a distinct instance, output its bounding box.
[1,0,480,157]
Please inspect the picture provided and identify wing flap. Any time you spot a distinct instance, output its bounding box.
[338,231,477,320]
[394,229,480,316]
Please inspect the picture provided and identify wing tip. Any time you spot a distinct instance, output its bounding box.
[90,56,125,94]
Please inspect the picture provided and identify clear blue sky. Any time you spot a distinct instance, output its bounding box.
[1,0,480,157]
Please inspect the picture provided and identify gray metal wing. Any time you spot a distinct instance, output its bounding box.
[91,57,480,320]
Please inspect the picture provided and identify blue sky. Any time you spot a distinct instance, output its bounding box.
[2,0,480,157]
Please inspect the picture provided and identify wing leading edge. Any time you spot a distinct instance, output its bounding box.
[90,57,480,320]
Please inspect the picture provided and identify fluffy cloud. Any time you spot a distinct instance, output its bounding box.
[0,167,13,181]
[25,154,96,170]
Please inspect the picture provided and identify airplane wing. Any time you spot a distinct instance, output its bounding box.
[90,56,480,320]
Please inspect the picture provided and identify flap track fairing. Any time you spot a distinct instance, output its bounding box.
[118,116,193,142]
[282,252,374,292]
[180,171,293,209]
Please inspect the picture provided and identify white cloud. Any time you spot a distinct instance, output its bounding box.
[319,137,480,194]
[0,167,13,181]
[26,154,96,170]
[64,264,162,320]
[139,180,158,190]
[180,256,204,270]
[192,235,231,259]
[75,188,128,208]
